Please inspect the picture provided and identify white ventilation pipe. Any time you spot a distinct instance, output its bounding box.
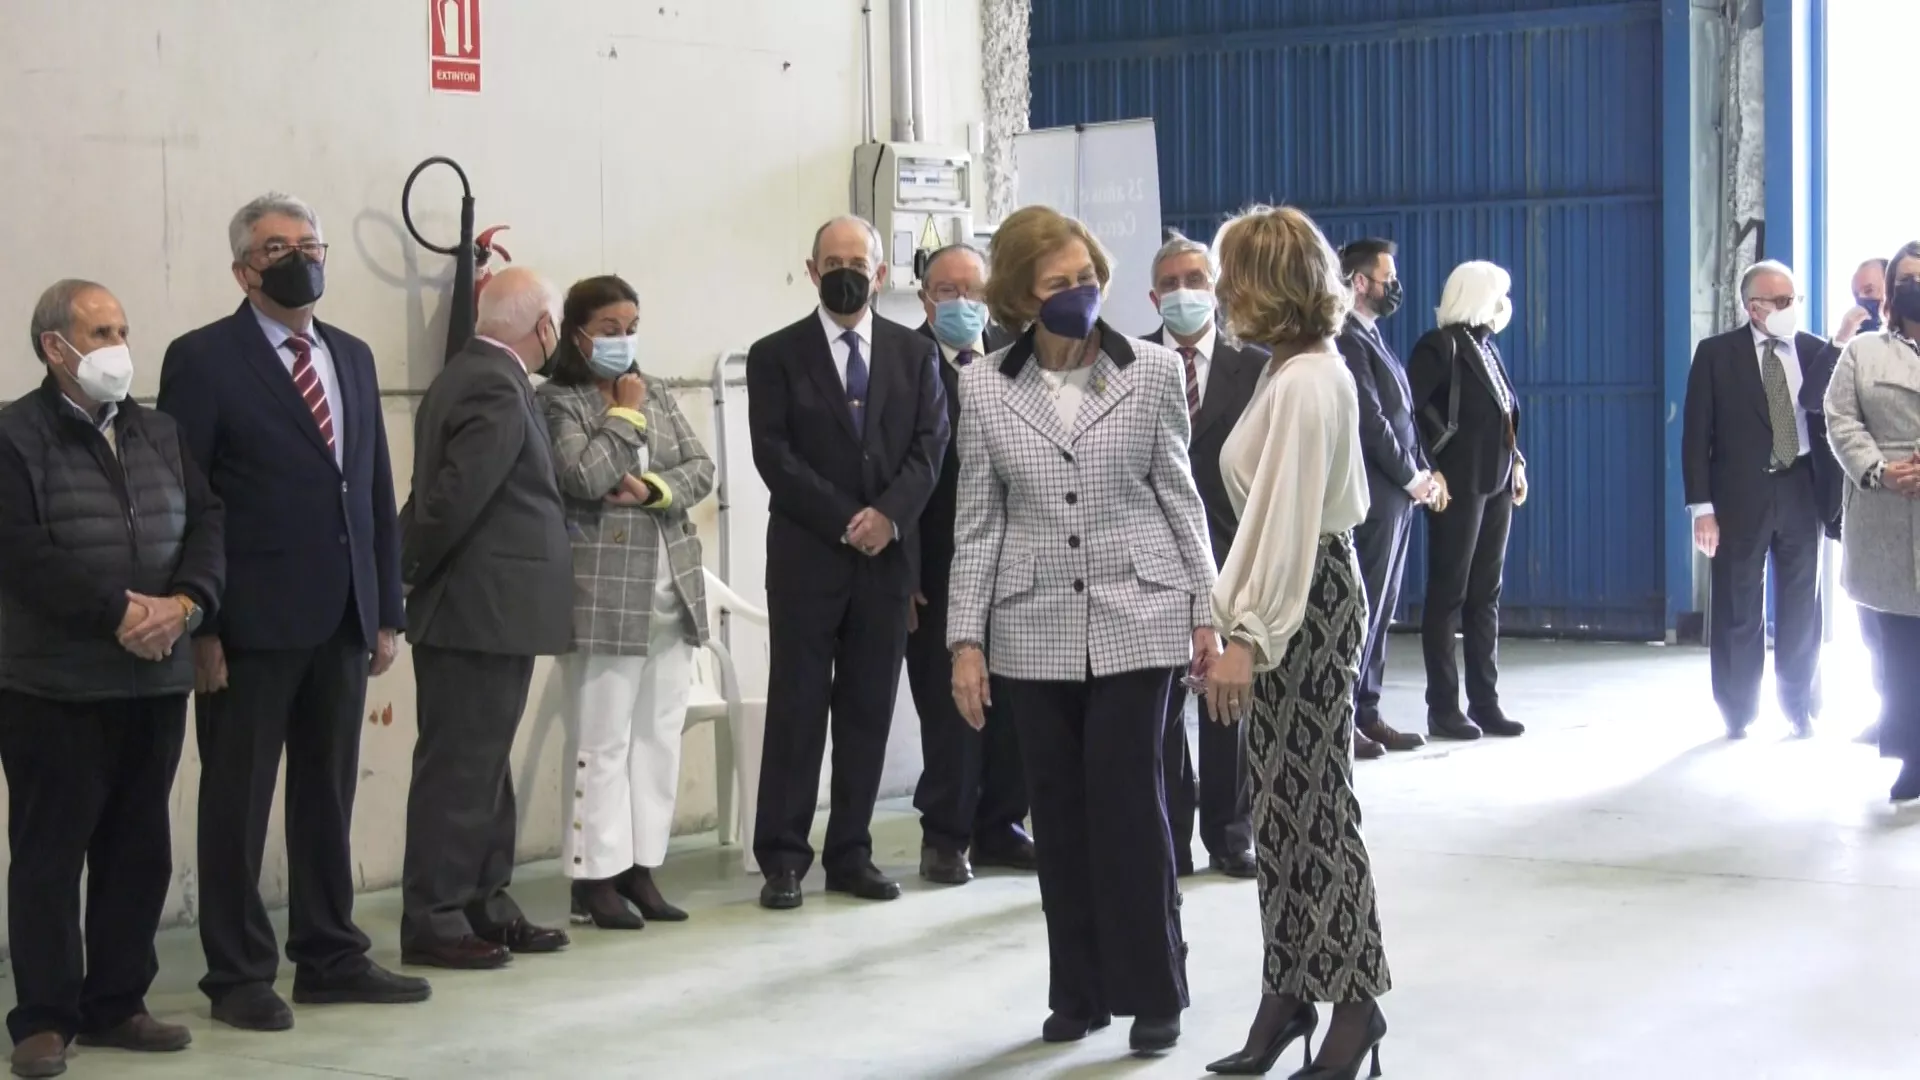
[889,0,916,142]
[909,0,930,145]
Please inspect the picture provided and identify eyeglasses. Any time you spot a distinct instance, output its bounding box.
[929,283,984,302]
[1750,293,1801,312]
[252,240,329,265]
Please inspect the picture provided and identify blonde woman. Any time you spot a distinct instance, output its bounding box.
[1204,206,1390,1078]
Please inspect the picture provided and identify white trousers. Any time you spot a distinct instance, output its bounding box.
[560,629,694,879]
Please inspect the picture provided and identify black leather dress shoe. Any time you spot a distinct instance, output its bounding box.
[1428,713,1483,741]
[920,846,974,885]
[401,935,511,970]
[1130,1014,1181,1053]
[1470,709,1525,738]
[76,1013,192,1053]
[291,962,432,1005]
[1041,1010,1111,1043]
[824,864,902,901]
[972,836,1038,871]
[211,983,294,1031]
[760,871,803,910]
[1359,717,1426,751]
[1209,851,1258,880]
[477,918,569,954]
[1353,731,1386,759]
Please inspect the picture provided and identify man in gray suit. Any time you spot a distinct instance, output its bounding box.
[399,268,575,969]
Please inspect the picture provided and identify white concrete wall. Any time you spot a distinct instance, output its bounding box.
[0,0,986,936]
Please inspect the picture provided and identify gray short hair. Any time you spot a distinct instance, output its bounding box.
[812,215,885,267]
[29,279,107,363]
[230,192,323,262]
[1739,259,1797,304]
[1150,232,1212,285]
[922,243,986,282]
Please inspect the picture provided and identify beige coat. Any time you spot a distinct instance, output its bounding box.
[1824,332,1920,616]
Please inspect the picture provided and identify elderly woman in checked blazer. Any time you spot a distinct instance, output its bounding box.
[946,206,1219,1054]
[537,275,714,930]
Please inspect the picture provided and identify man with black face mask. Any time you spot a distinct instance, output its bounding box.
[745,215,949,910]
[159,193,423,1031]
[1335,239,1440,758]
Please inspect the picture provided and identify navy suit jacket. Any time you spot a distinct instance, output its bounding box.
[1144,326,1264,568]
[1336,314,1428,520]
[159,302,404,650]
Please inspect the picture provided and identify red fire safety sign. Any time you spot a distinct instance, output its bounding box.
[430,0,482,94]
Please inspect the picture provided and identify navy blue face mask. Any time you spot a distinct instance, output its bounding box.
[1857,296,1883,329]
[1038,284,1102,339]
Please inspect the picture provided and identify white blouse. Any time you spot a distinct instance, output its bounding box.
[1035,362,1097,428]
[1210,350,1370,672]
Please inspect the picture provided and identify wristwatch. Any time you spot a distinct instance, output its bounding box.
[174,595,204,635]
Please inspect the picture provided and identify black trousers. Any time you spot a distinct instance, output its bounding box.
[754,569,909,878]
[1872,611,1920,760]
[1161,680,1251,868]
[1708,462,1823,728]
[0,691,186,1043]
[1353,501,1415,726]
[998,666,1187,1019]
[1422,489,1514,717]
[906,588,1028,855]
[195,617,372,1000]
[1860,603,1885,695]
[401,645,533,948]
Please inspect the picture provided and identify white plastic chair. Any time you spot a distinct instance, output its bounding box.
[685,568,767,864]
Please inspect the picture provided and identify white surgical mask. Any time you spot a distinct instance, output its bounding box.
[1763,306,1799,339]
[1488,297,1513,336]
[58,335,134,403]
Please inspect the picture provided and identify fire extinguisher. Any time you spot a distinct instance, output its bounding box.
[474,226,513,302]
[401,156,478,361]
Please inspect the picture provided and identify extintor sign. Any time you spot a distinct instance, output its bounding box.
[430,0,482,94]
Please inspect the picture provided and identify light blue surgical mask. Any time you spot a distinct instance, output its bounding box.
[586,334,638,379]
[1158,289,1216,337]
[932,298,989,349]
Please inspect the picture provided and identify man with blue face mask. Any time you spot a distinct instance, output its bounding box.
[906,244,1031,886]
[1144,232,1262,880]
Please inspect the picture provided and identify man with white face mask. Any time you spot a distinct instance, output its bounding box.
[1683,260,1832,739]
[1144,232,1262,880]
[0,281,225,1077]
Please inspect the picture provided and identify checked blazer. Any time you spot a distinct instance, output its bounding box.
[537,376,715,655]
[946,321,1217,682]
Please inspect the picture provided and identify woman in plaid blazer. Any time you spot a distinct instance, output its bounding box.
[946,207,1219,1054]
[536,276,714,931]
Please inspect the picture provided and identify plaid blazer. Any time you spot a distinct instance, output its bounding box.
[537,377,714,656]
[946,323,1216,681]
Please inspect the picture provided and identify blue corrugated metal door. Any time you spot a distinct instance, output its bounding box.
[1031,0,1667,640]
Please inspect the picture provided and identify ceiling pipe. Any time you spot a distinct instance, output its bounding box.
[909,0,930,145]
[859,2,877,143]
[889,0,916,142]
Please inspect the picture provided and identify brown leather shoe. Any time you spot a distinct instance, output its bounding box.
[476,918,569,954]
[1358,717,1426,752]
[1354,730,1386,760]
[75,1013,190,1053]
[401,935,512,970]
[10,1032,66,1078]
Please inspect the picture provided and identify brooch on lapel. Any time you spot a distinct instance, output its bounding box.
[1091,374,1107,395]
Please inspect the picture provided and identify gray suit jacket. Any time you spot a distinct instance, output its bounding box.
[1824,332,1920,617]
[946,322,1216,681]
[401,340,573,655]
[538,377,715,655]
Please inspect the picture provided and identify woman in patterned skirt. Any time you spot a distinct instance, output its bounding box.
[1203,206,1393,1079]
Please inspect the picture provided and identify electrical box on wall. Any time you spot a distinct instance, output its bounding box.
[852,143,974,291]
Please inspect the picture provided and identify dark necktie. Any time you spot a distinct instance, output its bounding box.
[1179,346,1200,417]
[286,333,336,455]
[842,330,868,437]
[1761,340,1799,469]
[955,348,977,367]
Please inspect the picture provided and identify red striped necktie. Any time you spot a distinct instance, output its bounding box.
[286,333,336,454]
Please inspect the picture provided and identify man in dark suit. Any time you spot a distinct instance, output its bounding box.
[1144,233,1261,880]
[747,216,949,909]
[1683,260,1828,739]
[158,193,427,1031]
[907,244,1030,886]
[1335,239,1435,759]
[399,268,576,969]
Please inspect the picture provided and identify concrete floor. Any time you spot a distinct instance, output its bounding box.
[13,638,1920,1079]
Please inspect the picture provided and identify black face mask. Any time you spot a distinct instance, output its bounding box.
[1892,281,1920,325]
[257,252,326,309]
[818,267,871,316]
[1375,279,1404,319]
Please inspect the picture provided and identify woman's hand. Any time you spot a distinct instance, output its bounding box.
[1204,640,1255,726]
[1189,627,1220,682]
[1513,460,1529,507]
[951,644,991,731]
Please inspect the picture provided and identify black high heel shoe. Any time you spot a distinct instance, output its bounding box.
[1041,1010,1111,1043]
[1289,1003,1386,1080]
[1207,998,1318,1074]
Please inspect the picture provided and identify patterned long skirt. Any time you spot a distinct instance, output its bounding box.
[1247,531,1392,1001]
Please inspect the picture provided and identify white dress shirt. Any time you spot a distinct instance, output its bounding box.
[1211,351,1370,671]
[1167,324,1216,411]
[254,305,345,468]
[817,306,875,389]
[1690,324,1811,518]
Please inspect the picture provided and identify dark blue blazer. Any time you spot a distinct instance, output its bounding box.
[1336,314,1428,519]
[158,302,404,650]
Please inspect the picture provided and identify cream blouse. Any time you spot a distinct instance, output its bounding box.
[1210,350,1370,672]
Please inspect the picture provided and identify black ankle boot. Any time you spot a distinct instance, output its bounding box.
[1893,760,1920,803]
[571,879,644,930]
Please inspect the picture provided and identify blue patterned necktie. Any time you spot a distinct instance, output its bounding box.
[842,329,868,437]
